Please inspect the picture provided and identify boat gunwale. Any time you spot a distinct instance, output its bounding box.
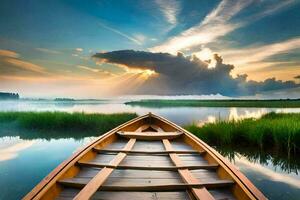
[23,114,149,200]
[23,113,266,200]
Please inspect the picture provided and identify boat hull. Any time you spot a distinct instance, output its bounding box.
[24,113,266,200]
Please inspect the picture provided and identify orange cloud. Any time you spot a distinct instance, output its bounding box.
[5,58,46,73]
[0,49,19,58]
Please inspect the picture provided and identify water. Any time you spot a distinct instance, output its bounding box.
[0,99,300,199]
[0,137,95,200]
[229,154,300,200]
[1,99,300,125]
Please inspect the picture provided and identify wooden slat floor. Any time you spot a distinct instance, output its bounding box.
[56,189,235,200]
[56,137,237,200]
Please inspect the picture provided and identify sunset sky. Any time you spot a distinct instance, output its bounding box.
[1,0,300,98]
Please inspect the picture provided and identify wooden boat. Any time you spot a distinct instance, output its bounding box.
[24,113,266,200]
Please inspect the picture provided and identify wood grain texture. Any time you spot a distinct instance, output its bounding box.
[59,180,234,191]
[154,114,266,200]
[94,148,203,154]
[118,131,182,140]
[77,161,219,171]
[162,139,215,200]
[73,139,136,200]
[56,190,192,200]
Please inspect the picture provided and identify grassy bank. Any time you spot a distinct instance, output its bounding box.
[185,112,300,156]
[125,99,300,108]
[0,112,137,139]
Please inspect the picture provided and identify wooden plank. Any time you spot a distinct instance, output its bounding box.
[73,138,136,200]
[132,140,165,151]
[162,139,215,200]
[150,124,164,132]
[91,191,191,200]
[153,113,266,200]
[23,114,150,200]
[117,131,182,140]
[209,189,237,200]
[134,124,150,132]
[178,154,210,166]
[59,180,234,191]
[93,148,204,154]
[56,190,191,200]
[100,140,129,150]
[77,161,219,171]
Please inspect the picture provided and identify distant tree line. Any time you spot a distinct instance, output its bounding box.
[0,92,19,100]
[54,98,75,101]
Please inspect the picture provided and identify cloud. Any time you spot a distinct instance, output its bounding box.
[0,49,47,76]
[5,58,45,73]
[35,48,60,54]
[133,34,147,43]
[155,0,180,25]
[201,0,251,25]
[76,48,83,52]
[150,0,251,53]
[77,65,100,73]
[221,37,300,66]
[215,37,300,80]
[93,50,300,96]
[0,49,19,58]
[98,22,143,45]
[77,65,115,76]
[150,0,295,54]
[247,0,295,21]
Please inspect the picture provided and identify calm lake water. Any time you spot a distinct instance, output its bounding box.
[0,99,300,200]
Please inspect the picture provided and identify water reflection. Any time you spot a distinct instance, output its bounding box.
[0,136,95,200]
[225,153,300,200]
[228,107,268,121]
[216,146,300,174]
[0,137,35,161]
[216,146,300,200]
[235,156,300,189]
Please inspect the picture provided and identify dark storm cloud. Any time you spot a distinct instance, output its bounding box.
[93,50,300,96]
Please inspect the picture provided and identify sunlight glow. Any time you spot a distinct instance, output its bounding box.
[143,69,156,76]
[194,48,213,61]
[207,59,217,69]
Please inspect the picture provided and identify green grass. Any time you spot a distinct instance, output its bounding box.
[184,112,300,156]
[125,99,300,108]
[0,112,138,139]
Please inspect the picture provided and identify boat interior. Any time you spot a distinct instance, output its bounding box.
[24,113,265,200]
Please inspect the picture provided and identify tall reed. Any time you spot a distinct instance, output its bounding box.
[184,112,300,156]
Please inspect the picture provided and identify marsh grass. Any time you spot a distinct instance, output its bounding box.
[126,99,300,108]
[184,112,300,156]
[0,112,137,139]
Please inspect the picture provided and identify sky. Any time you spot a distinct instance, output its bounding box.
[0,0,300,98]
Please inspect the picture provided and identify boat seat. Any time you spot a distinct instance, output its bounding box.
[117,131,183,140]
